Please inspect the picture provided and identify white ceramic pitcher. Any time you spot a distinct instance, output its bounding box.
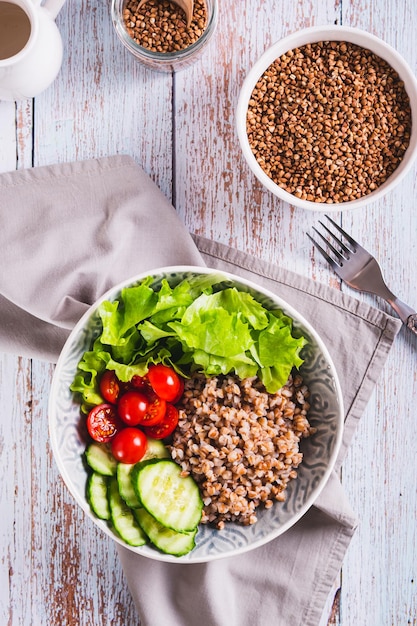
[0,0,66,101]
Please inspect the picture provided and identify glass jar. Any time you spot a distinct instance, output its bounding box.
[111,0,218,72]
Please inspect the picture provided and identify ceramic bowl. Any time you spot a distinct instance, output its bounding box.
[236,25,417,211]
[48,266,344,563]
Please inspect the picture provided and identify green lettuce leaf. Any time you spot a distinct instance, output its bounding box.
[71,274,308,406]
[169,304,254,356]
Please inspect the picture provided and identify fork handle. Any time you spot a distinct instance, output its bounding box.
[388,296,417,335]
[406,313,417,336]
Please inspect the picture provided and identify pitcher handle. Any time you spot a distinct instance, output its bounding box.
[38,0,67,19]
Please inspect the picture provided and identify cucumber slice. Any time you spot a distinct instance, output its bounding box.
[143,437,170,461]
[87,472,110,520]
[117,463,142,508]
[85,442,117,476]
[134,508,197,556]
[117,438,169,508]
[108,477,147,547]
[132,459,203,533]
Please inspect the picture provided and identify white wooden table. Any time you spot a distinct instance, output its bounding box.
[1,1,416,624]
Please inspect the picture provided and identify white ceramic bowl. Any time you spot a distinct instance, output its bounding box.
[48,266,344,563]
[237,25,417,211]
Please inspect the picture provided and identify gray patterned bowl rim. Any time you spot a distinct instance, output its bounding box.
[48,265,344,563]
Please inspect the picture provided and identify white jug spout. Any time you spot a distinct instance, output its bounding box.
[41,0,67,19]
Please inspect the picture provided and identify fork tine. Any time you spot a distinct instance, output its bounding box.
[311,226,346,265]
[306,232,340,269]
[325,214,359,250]
[317,220,351,256]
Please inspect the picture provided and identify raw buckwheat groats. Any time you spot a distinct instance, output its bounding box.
[123,0,208,53]
[246,40,412,203]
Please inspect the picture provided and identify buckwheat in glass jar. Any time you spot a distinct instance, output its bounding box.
[111,0,217,71]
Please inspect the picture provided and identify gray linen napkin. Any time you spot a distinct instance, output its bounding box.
[0,155,402,626]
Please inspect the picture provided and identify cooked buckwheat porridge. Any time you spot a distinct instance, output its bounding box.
[169,373,315,529]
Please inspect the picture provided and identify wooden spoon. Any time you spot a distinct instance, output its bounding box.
[137,0,194,28]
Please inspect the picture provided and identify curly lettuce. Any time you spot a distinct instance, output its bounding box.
[71,273,307,410]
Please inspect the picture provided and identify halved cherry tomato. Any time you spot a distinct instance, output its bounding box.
[146,364,183,402]
[99,370,120,404]
[143,396,167,426]
[142,403,179,440]
[117,390,150,426]
[117,390,166,427]
[87,403,123,443]
[111,427,148,464]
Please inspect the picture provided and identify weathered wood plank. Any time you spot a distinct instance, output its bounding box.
[0,102,18,173]
[0,356,33,625]
[338,2,417,624]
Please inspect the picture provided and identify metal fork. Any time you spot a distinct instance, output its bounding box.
[307,215,417,336]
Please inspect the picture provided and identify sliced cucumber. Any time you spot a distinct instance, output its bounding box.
[132,459,203,533]
[87,472,110,520]
[134,508,197,556]
[108,477,147,547]
[143,437,170,461]
[85,442,117,476]
[117,463,142,509]
[117,438,169,508]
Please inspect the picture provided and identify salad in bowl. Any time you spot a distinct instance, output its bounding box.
[48,266,343,563]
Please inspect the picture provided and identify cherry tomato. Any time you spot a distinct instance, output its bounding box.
[142,403,179,439]
[171,376,184,404]
[111,427,148,464]
[99,370,120,404]
[87,403,123,443]
[117,390,150,426]
[143,396,167,426]
[130,375,151,393]
[146,364,183,402]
